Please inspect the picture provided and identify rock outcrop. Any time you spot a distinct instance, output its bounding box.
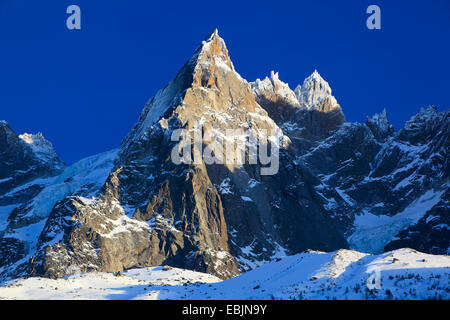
[0,121,64,195]
[366,108,394,140]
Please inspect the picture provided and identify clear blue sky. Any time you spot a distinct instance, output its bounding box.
[0,0,449,164]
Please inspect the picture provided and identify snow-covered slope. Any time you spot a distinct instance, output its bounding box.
[1,248,448,300]
[0,266,221,300]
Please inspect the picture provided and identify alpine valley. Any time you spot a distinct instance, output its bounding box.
[0,31,448,300]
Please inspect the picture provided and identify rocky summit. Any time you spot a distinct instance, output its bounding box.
[0,31,448,281]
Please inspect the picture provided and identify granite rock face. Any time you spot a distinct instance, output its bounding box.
[0,31,448,281]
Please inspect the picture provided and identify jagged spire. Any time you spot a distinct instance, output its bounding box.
[294,70,342,114]
[310,69,321,81]
[205,28,220,42]
[0,120,16,143]
[270,70,279,82]
[122,30,247,147]
[366,108,394,140]
[251,71,300,109]
[197,28,233,72]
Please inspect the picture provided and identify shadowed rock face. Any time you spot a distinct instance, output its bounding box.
[0,31,448,281]
[366,109,394,141]
[0,122,64,195]
[384,188,450,255]
[0,121,64,273]
[251,71,301,124]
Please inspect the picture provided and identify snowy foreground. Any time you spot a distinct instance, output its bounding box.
[0,248,448,300]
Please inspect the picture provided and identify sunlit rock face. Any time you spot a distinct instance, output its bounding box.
[252,69,346,152]
[0,31,448,282]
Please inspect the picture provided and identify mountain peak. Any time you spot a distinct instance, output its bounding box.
[294,70,342,114]
[18,132,61,165]
[309,69,322,81]
[366,108,394,140]
[397,105,443,144]
[197,29,233,71]
[0,120,13,134]
[0,120,18,149]
[419,105,438,116]
[270,70,279,82]
[406,105,439,127]
[0,120,15,135]
[251,71,300,111]
[205,28,219,41]
[122,30,249,147]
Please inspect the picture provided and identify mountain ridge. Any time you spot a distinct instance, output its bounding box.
[0,31,448,282]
